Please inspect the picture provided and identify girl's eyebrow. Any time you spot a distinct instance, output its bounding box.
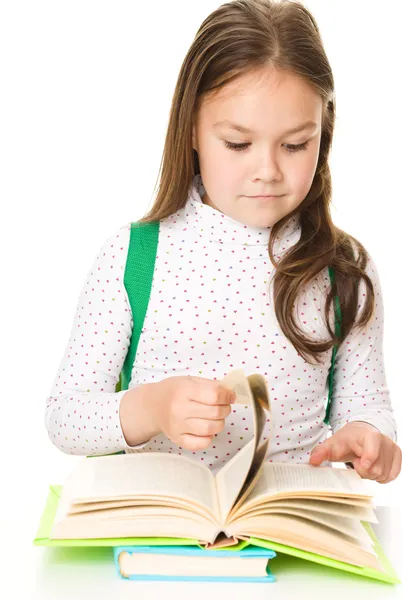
[213,119,318,135]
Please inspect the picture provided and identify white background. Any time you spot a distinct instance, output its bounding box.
[0,1,401,597]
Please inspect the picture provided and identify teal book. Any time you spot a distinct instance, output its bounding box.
[113,544,276,582]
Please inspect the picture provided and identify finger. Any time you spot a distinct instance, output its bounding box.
[309,443,329,465]
[373,439,398,482]
[215,385,237,404]
[327,438,358,463]
[332,431,380,469]
[188,378,235,405]
[183,417,226,438]
[309,439,337,465]
[352,457,381,480]
[178,433,213,452]
[186,400,231,421]
[310,438,356,465]
[187,376,216,383]
[378,447,402,484]
[366,447,391,482]
[359,429,382,470]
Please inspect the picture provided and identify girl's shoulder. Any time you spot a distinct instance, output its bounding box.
[341,234,380,282]
[100,212,182,252]
[91,222,132,272]
[101,221,132,251]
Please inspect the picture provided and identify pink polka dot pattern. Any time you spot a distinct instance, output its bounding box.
[45,174,396,467]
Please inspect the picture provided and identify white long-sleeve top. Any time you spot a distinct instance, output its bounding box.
[45,174,397,471]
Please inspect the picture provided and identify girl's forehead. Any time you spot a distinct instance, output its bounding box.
[203,67,314,105]
[197,70,323,133]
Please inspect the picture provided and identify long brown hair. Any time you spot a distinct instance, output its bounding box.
[138,0,374,365]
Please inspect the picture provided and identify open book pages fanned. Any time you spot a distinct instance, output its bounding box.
[49,369,387,574]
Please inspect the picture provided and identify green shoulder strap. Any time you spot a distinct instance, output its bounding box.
[324,266,343,425]
[87,222,159,457]
[115,220,160,393]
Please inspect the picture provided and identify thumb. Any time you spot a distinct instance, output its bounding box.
[309,441,331,465]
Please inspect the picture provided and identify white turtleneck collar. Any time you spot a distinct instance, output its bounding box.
[185,174,302,256]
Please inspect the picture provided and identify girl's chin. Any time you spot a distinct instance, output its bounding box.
[237,213,277,228]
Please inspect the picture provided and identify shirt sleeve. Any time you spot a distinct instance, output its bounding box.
[328,248,397,443]
[44,223,151,455]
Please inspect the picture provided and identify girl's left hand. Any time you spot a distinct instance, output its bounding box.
[309,421,402,483]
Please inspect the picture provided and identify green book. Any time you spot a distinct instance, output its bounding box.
[34,484,400,584]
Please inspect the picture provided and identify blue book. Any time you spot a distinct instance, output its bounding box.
[113,544,276,582]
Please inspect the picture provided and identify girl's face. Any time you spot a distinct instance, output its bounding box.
[192,67,324,228]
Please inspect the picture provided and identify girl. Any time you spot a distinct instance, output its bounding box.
[45,0,401,483]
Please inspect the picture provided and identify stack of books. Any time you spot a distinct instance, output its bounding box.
[34,369,400,584]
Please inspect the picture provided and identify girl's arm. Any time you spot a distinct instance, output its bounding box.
[44,223,152,455]
[328,250,397,443]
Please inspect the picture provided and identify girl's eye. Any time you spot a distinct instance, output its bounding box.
[223,141,309,153]
[224,141,250,152]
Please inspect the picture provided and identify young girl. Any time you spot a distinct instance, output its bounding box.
[45,0,400,483]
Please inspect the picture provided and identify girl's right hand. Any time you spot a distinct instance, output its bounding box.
[149,375,236,451]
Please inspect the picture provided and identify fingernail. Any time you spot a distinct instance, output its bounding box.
[362,460,372,469]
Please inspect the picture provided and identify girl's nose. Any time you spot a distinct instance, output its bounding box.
[253,149,282,182]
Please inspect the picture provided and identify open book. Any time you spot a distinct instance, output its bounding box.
[47,370,397,579]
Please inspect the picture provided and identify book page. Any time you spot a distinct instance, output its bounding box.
[237,461,371,510]
[231,498,378,524]
[59,453,220,520]
[227,374,271,513]
[51,509,219,542]
[227,514,382,570]
[222,369,255,405]
[233,506,374,546]
[223,370,269,445]
[70,497,209,515]
[213,371,259,525]
[67,505,211,524]
[272,495,372,507]
[215,440,255,524]
[215,371,271,523]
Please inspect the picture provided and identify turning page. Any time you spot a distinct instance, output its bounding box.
[215,371,271,524]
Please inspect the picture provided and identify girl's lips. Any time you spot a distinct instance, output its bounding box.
[247,194,284,199]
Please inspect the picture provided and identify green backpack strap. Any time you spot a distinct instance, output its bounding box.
[115,220,160,393]
[324,266,343,425]
[88,221,159,457]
